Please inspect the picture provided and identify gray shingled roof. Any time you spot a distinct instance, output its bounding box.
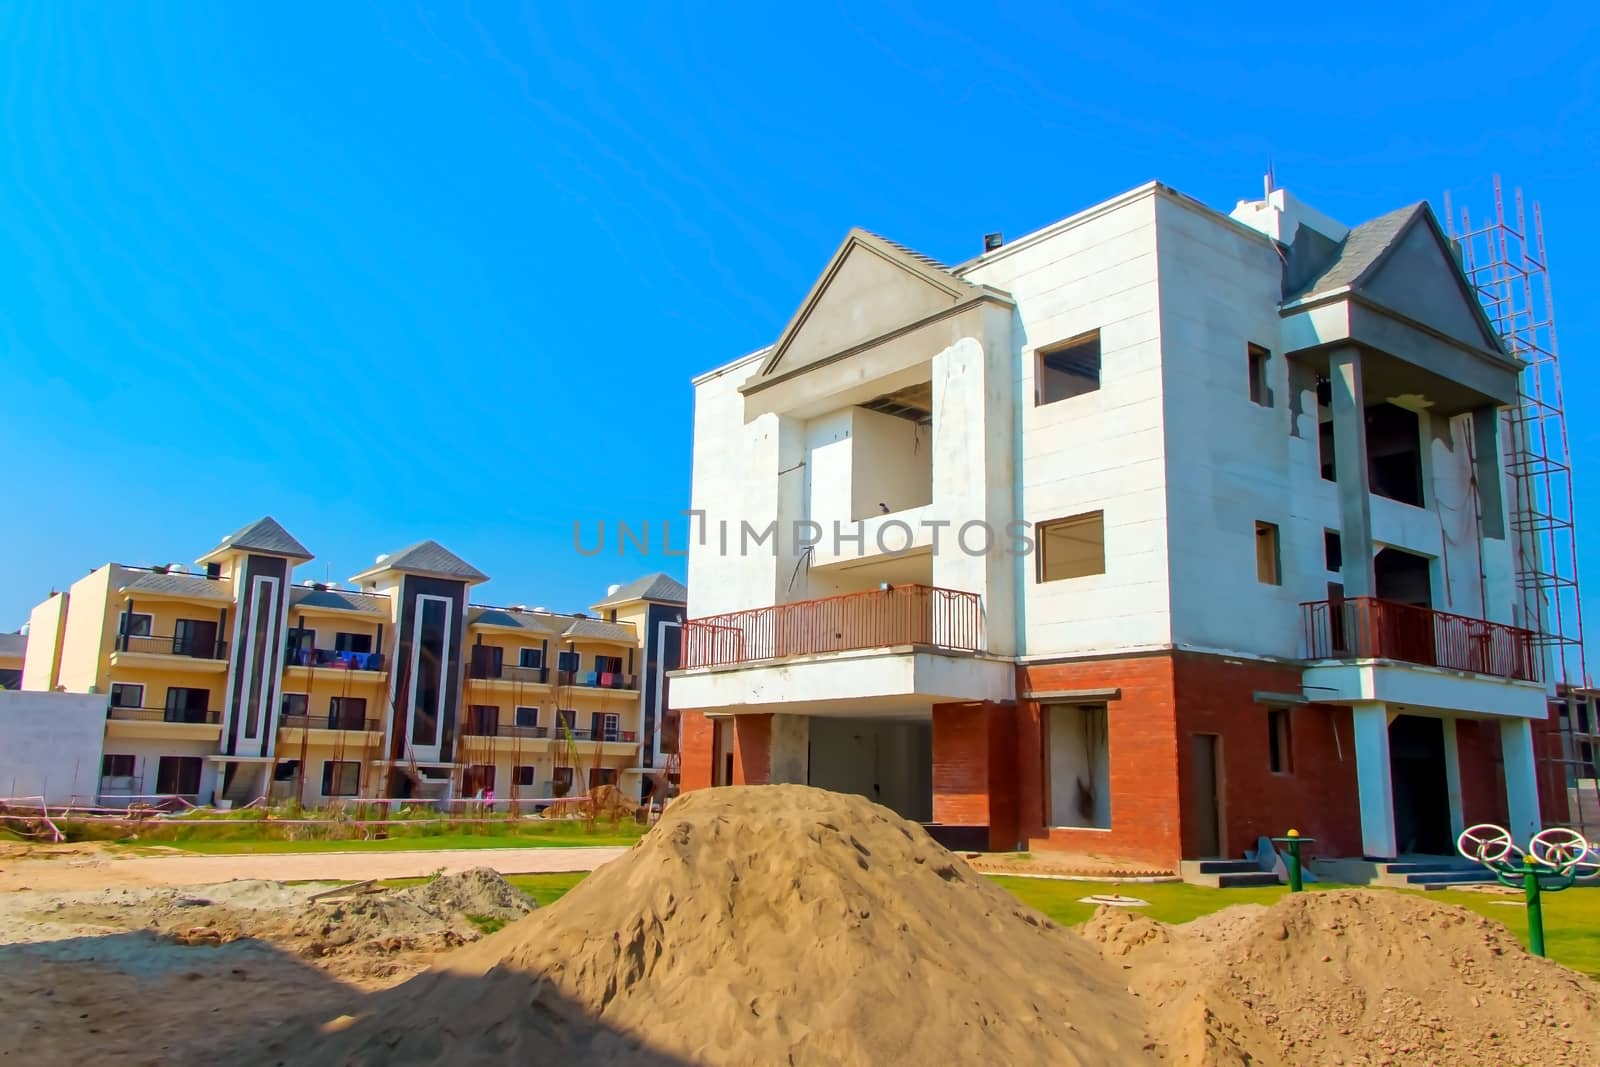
[205,516,312,561]
[1284,202,1425,303]
[467,606,568,635]
[354,540,488,583]
[290,586,390,616]
[0,632,26,659]
[122,571,235,603]
[592,572,688,607]
[562,617,637,643]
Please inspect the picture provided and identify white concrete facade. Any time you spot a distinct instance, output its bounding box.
[0,691,109,804]
[678,180,1553,857]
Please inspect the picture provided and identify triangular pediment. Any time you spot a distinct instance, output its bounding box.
[1356,208,1506,355]
[754,229,976,384]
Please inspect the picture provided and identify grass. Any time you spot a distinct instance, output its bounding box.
[991,876,1600,978]
[157,825,645,854]
[476,870,1600,977]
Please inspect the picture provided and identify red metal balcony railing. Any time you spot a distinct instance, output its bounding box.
[1301,596,1541,683]
[681,585,982,669]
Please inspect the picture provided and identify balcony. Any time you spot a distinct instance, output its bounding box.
[287,648,385,671]
[1301,597,1541,682]
[682,584,981,668]
[278,713,382,732]
[113,633,229,664]
[467,661,550,686]
[108,706,222,724]
[554,670,638,690]
[671,585,1010,716]
[456,722,637,743]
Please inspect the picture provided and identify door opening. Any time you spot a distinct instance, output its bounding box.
[1190,733,1223,857]
[1389,715,1453,854]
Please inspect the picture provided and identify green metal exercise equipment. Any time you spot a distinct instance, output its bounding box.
[1456,823,1598,957]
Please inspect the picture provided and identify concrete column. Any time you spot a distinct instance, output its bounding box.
[1352,703,1397,858]
[1471,407,1507,541]
[1500,717,1541,842]
[1441,717,1465,841]
[1329,346,1375,599]
[768,713,811,785]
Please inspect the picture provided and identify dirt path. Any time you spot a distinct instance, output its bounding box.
[0,844,628,892]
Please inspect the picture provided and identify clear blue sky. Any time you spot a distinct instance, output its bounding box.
[3,3,1598,641]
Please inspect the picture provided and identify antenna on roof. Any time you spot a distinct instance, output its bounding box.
[1264,158,1277,197]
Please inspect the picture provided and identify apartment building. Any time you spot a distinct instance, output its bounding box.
[18,516,684,807]
[669,180,1572,867]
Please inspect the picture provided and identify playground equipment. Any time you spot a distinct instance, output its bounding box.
[1270,829,1316,892]
[1456,823,1598,957]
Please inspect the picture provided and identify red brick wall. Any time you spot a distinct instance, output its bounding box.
[1015,654,1182,868]
[676,711,773,790]
[1531,713,1571,824]
[733,714,772,785]
[1170,653,1362,859]
[1457,718,1509,827]
[931,701,1017,850]
[679,710,714,792]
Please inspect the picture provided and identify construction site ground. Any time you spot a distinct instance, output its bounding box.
[0,822,1595,1064]
[0,840,628,893]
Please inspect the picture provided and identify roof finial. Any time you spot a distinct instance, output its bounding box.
[1264,158,1276,198]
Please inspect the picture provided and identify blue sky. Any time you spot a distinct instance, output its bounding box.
[2,3,1598,642]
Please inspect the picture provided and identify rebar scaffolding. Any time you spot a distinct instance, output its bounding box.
[1446,176,1597,831]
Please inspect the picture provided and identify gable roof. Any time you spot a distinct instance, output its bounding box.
[562,616,637,643]
[121,571,235,603]
[749,228,985,387]
[350,540,488,585]
[200,516,312,563]
[467,606,568,635]
[1284,202,1506,356]
[290,586,390,616]
[592,572,687,608]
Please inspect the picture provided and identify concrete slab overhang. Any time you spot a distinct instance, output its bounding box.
[668,645,1015,717]
[1302,659,1547,719]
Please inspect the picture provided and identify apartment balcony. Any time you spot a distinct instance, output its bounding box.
[105,705,223,741]
[1300,596,1546,719]
[671,585,1012,717]
[110,634,230,673]
[455,722,638,752]
[278,712,383,733]
[466,662,551,687]
[286,648,386,672]
[554,670,638,691]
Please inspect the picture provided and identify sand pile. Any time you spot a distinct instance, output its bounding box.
[252,785,1162,1066]
[1086,889,1600,1065]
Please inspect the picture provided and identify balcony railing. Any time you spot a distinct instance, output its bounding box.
[554,670,638,690]
[456,722,636,743]
[278,713,381,732]
[116,634,228,660]
[467,661,550,685]
[681,584,982,669]
[107,706,222,724]
[287,648,385,671]
[1301,596,1541,683]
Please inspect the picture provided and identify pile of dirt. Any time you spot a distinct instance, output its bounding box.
[282,868,536,965]
[251,785,1162,1066]
[1087,890,1600,1065]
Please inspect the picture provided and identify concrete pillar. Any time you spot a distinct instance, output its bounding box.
[1471,407,1506,541]
[1329,346,1375,599]
[768,714,810,785]
[1500,717,1541,842]
[1441,717,1465,841]
[1352,703,1397,858]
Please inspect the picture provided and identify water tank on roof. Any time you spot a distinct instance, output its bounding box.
[607,583,622,596]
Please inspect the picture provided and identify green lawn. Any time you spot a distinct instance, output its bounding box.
[160,828,644,854]
[990,875,1600,978]
[490,871,1600,978]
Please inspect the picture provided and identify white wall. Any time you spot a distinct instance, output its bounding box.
[964,190,1171,655]
[1046,703,1110,829]
[0,691,108,803]
[850,406,931,520]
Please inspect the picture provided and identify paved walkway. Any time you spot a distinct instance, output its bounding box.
[0,845,629,892]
